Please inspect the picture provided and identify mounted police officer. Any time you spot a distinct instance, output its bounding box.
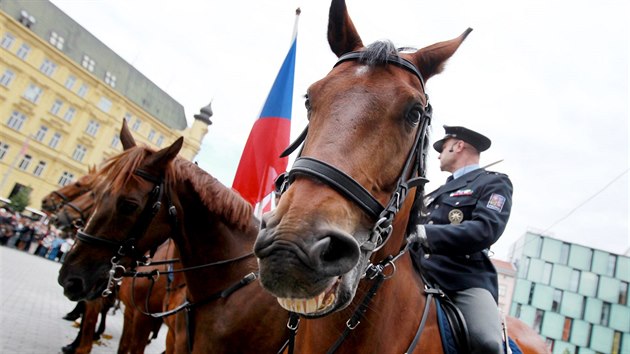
[409,125,513,354]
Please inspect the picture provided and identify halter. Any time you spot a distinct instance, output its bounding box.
[76,168,174,296]
[278,51,431,254]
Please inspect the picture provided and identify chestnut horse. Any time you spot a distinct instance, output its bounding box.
[41,165,98,213]
[57,137,290,353]
[254,1,549,353]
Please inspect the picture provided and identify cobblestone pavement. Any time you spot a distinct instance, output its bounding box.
[0,246,166,354]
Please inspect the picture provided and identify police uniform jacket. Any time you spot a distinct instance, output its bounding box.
[411,168,513,302]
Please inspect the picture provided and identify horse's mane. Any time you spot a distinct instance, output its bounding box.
[95,146,253,231]
[359,40,399,66]
[167,158,254,231]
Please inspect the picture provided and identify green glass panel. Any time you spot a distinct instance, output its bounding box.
[568,245,592,271]
[621,332,630,354]
[570,319,591,347]
[583,297,602,324]
[609,304,630,332]
[551,264,572,290]
[522,233,542,257]
[591,250,609,275]
[528,258,545,283]
[533,284,554,310]
[541,311,564,338]
[552,341,575,354]
[541,237,562,263]
[518,305,537,327]
[560,292,584,319]
[616,256,629,282]
[579,272,599,297]
[513,278,532,304]
[590,325,613,353]
[598,276,620,303]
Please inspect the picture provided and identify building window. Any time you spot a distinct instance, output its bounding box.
[561,317,572,342]
[16,43,30,60]
[7,111,27,131]
[559,243,570,265]
[528,282,535,305]
[23,83,43,103]
[105,71,116,88]
[132,118,142,131]
[542,262,553,285]
[49,31,64,50]
[514,303,521,317]
[58,171,74,186]
[0,142,8,160]
[39,59,57,76]
[533,309,544,333]
[18,10,36,28]
[63,107,76,122]
[0,68,15,87]
[551,289,562,312]
[600,302,611,326]
[33,161,46,177]
[64,75,76,90]
[81,55,95,72]
[85,120,100,136]
[50,99,63,115]
[77,83,89,98]
[0,32,15,49]
[110,134,120,148]
[124,112,132,122]
[606,254,616,277]
[612,331,622,354]
[619,281,628,305]
[97,97,112,113]
[34,125,48,142]
[156,135,164,147]
[569,269,580,292]
[148,129,156,142]
[18,154,32,170]
[72,145,87,162]
[48,132,61,149]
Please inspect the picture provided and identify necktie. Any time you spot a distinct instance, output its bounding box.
[446,175,454,183]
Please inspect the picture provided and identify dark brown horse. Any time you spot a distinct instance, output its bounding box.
[41,165,98,213]
[254,1,549,353]
[57,136,289,353]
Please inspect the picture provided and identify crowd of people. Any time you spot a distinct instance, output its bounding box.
[0,207,74,262]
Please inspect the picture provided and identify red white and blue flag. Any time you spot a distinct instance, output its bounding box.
[232,9,300,213]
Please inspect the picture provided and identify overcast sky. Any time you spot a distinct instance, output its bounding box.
[49,0,628,260]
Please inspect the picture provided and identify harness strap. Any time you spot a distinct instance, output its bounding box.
[289,157,384,219]
[335,51,426,91]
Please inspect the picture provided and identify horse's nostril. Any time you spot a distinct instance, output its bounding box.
[65,277,84,295]
[310,232,360,276]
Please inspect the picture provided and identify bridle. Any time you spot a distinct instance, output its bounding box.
[277,50,432,257]
[56,192,95,230]
[277,51,435,354]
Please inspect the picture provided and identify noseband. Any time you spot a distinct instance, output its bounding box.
[277,51,432,253]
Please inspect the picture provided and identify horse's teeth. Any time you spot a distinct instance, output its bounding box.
[277,289,332,314]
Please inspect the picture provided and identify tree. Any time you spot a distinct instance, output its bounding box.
[10,187,30,212]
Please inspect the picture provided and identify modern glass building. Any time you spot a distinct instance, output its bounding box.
[509,232,629,354]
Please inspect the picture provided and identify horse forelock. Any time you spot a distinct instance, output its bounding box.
[96,147,152,195]
[359,40,398,66]
[169,158,254,232]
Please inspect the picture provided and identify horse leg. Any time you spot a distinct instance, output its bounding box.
[117,305,135,354]
[129,313,161,353]
[74,300,102,354]
[63,300,85,321]
[94,298,111,340]
[61,312,83,354]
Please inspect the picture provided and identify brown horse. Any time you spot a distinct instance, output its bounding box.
[41,165,98,213]
[254,1,549,354]
[57,137,290,353]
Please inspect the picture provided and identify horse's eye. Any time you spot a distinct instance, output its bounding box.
[304,94,311,111]
[119,200,139,215]
[406,105,423,125]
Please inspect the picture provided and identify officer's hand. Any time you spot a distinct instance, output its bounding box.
[407,225,430,254]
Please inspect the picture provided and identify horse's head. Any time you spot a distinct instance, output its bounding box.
[41,166,97,213]
[52,189,95,231]
[255,0,470,317]
[58,137,183,301]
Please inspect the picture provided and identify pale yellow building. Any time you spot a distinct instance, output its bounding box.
[0,0,211,211]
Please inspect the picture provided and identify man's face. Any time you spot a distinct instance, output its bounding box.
[438,138,461,172]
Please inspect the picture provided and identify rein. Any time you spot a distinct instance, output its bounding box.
[280,51,434,354]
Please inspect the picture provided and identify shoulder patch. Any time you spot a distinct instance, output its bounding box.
[487,193,506,212]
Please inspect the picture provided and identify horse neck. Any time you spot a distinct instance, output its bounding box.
[169,189,258,302]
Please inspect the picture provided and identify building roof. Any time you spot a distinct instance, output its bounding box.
[491,258,517,276]
[0,0,188,130]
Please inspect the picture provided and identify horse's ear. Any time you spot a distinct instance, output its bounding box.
[328,0,363,57]
[411,28,472,82]
[148,137,183,169]
[120,119,136,150]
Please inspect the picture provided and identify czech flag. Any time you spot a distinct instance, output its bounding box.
[232,9,300,209]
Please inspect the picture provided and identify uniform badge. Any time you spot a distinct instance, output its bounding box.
[448,209,464,224]
[487,193,506,212]
[450,189,473,197]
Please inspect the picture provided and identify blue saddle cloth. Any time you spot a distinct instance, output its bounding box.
[435,298,522,354]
